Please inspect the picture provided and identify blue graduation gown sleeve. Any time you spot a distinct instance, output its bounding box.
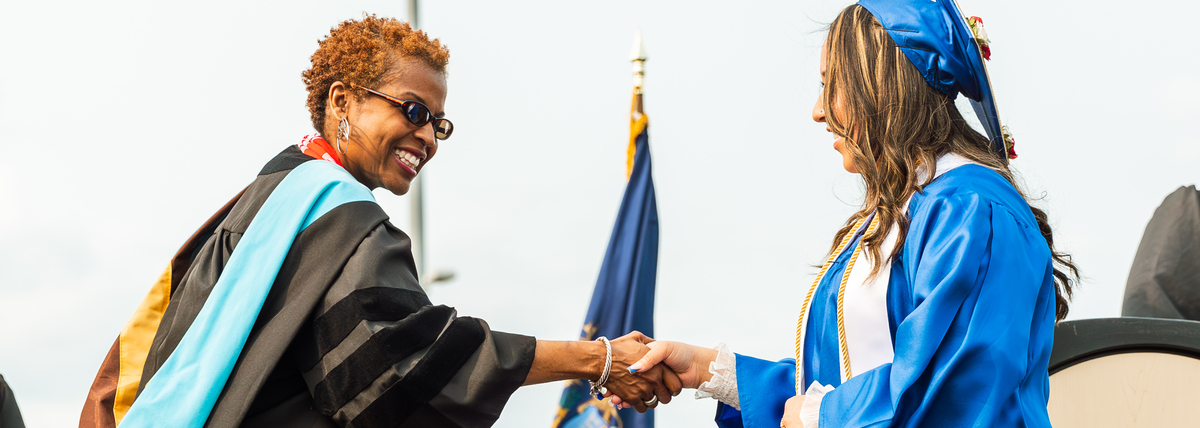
[817,190,1056,427]
[714,354,797,428]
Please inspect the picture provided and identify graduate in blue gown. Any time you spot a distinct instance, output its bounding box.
[616,1,1079,427]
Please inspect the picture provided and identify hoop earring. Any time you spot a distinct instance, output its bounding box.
[336,116,350,154]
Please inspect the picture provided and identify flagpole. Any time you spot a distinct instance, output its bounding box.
[627,30,649,179]
[630,29,647,115]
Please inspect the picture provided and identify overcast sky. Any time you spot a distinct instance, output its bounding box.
[2,0,1198,426]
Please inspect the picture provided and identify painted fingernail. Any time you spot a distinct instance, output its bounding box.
[596,393,604,400]
[629,367,639,373]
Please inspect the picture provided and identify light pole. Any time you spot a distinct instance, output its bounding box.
[406,0,455,287]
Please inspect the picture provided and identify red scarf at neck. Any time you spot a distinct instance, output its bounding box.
[297,134,344,167]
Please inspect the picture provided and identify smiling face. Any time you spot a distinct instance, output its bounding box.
[325,57,448,195]
[812,41,858,174]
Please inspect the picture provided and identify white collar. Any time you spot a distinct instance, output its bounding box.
[918,152,979,183]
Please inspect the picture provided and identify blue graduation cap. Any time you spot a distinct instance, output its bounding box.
[858,0,1014,160]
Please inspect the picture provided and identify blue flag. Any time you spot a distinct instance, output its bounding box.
[552,98,659,428]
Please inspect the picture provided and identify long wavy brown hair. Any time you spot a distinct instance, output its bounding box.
[823,5,1078,321]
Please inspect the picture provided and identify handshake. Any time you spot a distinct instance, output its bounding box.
[574,331,718,413]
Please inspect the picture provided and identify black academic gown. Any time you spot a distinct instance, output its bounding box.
[83,147,535,428]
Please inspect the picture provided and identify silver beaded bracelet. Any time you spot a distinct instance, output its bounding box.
[588,336,613,397]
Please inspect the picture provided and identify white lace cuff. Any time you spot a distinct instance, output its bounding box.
[695,342,739,410]
[798,381,833,428]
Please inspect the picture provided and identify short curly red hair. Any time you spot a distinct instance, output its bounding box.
[301,15,450,133]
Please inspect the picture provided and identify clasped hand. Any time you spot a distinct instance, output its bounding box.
[609,339,809,427]
[601,334,716,412]
[599,332,682,412]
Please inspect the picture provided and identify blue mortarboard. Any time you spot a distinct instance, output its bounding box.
[857,0,1011,160]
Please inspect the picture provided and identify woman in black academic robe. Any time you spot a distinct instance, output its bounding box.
[80,16,678,428]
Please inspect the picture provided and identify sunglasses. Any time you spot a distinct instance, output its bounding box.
[359,86,454,140]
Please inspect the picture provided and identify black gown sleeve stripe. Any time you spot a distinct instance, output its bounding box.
[311,304,455,414]
[323,287,431,359]
[393,317,486,399]
[293,286,433,370]
[348,317,486,427]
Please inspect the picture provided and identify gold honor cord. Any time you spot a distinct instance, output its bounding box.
[795,217,864,393]
[794,214,881,393]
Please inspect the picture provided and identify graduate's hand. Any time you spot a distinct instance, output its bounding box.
[781,395,806,427]
[610,340,718,409]
[629,341,717,389]
[603,331,684,413]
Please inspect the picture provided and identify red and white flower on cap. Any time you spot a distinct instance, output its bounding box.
[967,16,991,60]
[1001,125,1017,159]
